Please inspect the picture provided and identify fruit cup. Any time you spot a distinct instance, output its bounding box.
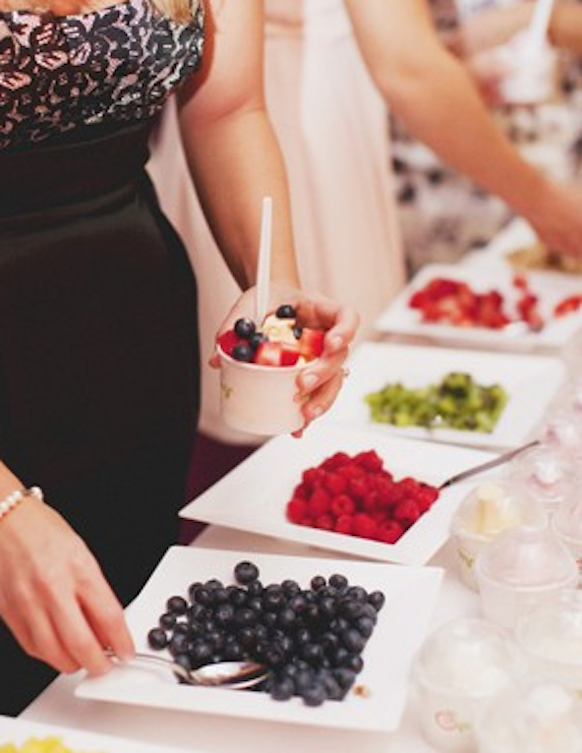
[217,305,324,436]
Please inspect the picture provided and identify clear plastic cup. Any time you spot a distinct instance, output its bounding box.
[218,345,309,435]
[450,481,546,591]
[502,442,579,516]
[516,590,582,694]
[412,618,521,753]
[475,680,582,753]
[475,524,579,631]
[541,411,582,463]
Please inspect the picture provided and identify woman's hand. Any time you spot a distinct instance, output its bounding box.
[526,180,582,262]
[210,283,360,433]
[0,495,134,675]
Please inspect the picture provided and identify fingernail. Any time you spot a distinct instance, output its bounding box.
[301,373,318,390]
[329,336,343,351]
[309,405,323,420]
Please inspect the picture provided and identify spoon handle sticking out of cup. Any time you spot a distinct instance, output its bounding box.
[255,196,272,326]
[438,439,540,491]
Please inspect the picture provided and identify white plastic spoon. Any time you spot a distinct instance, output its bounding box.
[255,196,273,326]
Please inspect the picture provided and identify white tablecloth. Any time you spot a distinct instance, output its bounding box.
[17,218,580,752]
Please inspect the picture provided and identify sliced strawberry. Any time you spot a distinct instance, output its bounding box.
[217,329,244,357]
[298,327,325,360]
[254,340,283,366]
[554,294,582,317]
[280,343,300,366]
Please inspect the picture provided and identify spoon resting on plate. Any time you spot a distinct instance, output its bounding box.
[438,439,540,490]
[105,649,268,689]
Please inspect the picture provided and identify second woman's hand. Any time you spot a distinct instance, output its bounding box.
[0,494,134,677]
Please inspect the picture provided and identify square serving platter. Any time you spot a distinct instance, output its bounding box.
[76,546,443,733]
[323,341,565,451]
[0,715,197,753]
[180,423,499,565]
[374,261,582,351]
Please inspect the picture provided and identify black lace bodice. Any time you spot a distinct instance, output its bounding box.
[0,0,204,150]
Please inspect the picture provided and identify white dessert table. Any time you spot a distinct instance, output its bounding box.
[17,217,580,752]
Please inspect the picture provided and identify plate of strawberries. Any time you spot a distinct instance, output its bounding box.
[374,262,582,351]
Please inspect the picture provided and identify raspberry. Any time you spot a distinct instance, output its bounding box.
[337,463,364,481]
[307,487,331,517]
[323,472,347,495]
[362,491,380,513]
[377,519,404,544]
[314,514,334,531]
[348,476,368,499]
[287,497,307,523]
[321,452,351,471]
[302,467,325,489]
[394,499,421,528]
[353,513,379,540]
[331,494,355,517]
[334,514,354,535]
[353,450,383,473]
[293,482,311,500]
[417,484,439,512]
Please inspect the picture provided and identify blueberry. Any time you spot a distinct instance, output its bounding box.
[329,573,349,591]
[231,343,254,362]
[302,683,327,707]
[249,332,267,350]
[147,627,168,650]
[292,325,303,340]
[368,590,386,612]
[234,560,260,585]
[159,611,177,630]
[275,304,297,319]
[270,677,295,701]
[166,595,188,615]
[234,317,256,339]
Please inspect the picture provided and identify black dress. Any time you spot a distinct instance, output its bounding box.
[0,0,204,714]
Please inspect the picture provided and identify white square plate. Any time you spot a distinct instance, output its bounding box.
[76,546,443,732]
[180,423,498,564]
[323,341,565,451]
[375,261,582,351]
[0,715,196,753]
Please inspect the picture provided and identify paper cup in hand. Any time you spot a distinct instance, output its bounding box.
[218,345,309,436]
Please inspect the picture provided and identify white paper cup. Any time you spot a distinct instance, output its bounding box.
[218,346,309,435]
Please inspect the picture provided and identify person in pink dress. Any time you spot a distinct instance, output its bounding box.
[149,0,582,498]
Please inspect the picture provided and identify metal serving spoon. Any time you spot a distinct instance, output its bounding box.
[106,650,268,689]
[438,439,540,490]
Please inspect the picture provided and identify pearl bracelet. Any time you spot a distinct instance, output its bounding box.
[0,486,44,523]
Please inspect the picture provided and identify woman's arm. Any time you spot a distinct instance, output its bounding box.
[176,0,358,426]
[456,1,582,57]
[344,0,582,259]
[176,0,298,292]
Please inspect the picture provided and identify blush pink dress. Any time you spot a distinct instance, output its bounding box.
[148,0,405,445]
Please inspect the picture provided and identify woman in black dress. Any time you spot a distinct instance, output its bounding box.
[0,0,357,714]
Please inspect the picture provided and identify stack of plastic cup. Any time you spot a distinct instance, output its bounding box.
[502,442,579,516]
[475,524,579,631]
[515,590,582,694]
[450,480,546,591]
[474,679,582,753]
[412,617,522,753]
